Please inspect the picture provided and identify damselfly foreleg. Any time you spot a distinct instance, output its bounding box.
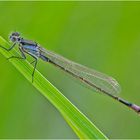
[0,42,16,51]
[7,47,26,60]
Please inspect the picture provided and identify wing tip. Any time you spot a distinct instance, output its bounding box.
[108,77,121,94]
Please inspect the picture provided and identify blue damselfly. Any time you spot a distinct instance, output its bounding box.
[1,32,140,114]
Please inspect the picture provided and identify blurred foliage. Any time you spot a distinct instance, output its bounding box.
[0,1,140,139]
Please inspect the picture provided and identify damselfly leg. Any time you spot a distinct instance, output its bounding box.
[0,42,16,51]
[7,47,26,60]
[0,42,38,82]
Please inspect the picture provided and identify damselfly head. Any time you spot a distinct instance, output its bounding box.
[9,32,21,43]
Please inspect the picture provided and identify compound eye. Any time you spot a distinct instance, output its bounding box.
[11,36,17,42]
[12,32,20,37]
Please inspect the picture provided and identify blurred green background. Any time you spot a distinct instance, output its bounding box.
[0,1,140,139]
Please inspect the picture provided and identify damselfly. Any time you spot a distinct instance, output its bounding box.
[1,32,140,114]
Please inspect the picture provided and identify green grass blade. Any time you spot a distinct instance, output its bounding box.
[0,36,107,139]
